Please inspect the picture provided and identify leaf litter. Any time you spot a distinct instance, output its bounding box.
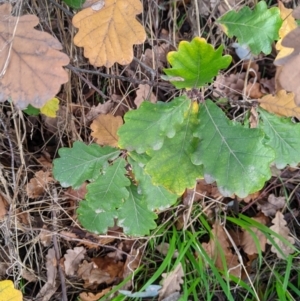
[0,0,300,300]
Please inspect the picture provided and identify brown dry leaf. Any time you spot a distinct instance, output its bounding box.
[77,260,111,289]
[267,211,295,259]
[65,183,88,201]
[134,84,157,108]
[143,43,170,70]
[92,256,124,279]
[0,195,8,221]
[0,4,69,109]
[36,248,59,301]
[257,194,286,217]
[64,247,86,276]
[39,225,52,247]
[26,170,54,198]
[202,223,241,277]
[72,0,146,67]
[79,288,111,301]
[85,100,114,123]
[241,213,269,255]
[91,114,123,147]
[246,82,263,99]
[258,90,300,118]
[275,2,297,62]
[158,263,184,301]
[292,5,300,19]
[213,73,246,100]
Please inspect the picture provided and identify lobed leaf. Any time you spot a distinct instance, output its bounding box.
[0,4,69,109]
[85,158,130,211]
[164,37,231,89]
[0,280,22,301]
[259,108,300,169]
[218,1,282,55]
[145,102,203,195]
[192,100,274,198]
[129,155,178,211]
[118,96,191,153]
[118,185,157,236]
[53,141,120,189]
[77,200,116,234]
[72,0,146,67]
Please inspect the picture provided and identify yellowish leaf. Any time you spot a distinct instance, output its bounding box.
[91,114,123,147]
[0,4,69,109]
[40,98,60,118]
[267,211,295,259]
[0,280,22,301]
[275,2,297,62]
[258,90,300,118]
[72,0,146,67]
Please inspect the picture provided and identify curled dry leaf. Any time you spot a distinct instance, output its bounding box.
[90,114,123,147]
[72,0,146,67]
[159,263,184,301]
[258,90,300,118]
[26,170,54,198]
[268,211,295,259]
[64,247,86,276]
[257,194,286,217]
[0,4,69,109]
[241,213,269,255]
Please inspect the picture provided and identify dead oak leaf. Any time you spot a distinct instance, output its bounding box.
[72,0,146,67]
[91,114,123,147]
[267,211,295,259]
[79,288,111,301]
[241,213,269,255]
[257,194,286,217]
[159,263,184,301]
[64,247,86,276]
[202,223,241,278]
[0,4,69,109]
[26,170,54,198]
[258,90,300,118]
[134,84,157,108]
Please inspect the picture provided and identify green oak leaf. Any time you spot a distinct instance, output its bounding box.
[77,201,115,234]
[118,96,191,153]
[192,100,274,198]
[128,155,178,210]
[163,37,231,89]
[145,102,203,195]
[117,185,157,236]
[218,1,282,55]
[85,158,130,211]
[259,108,300,169]
[53,141,120,188]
